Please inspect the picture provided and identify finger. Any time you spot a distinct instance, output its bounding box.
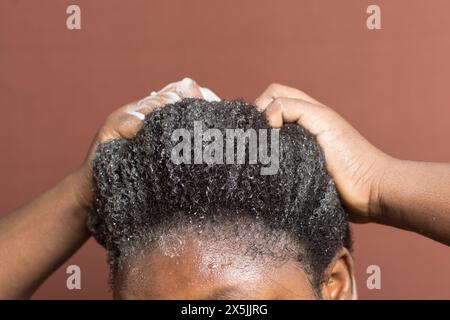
[175,77,203,98]
[264,97,325,135]
[102,95,168,142]
[159,78,221,101]
[265,102,283,128]
[132,91,181,116]
[115,112,144,139]
[111,78,216,140]
[256,83,323,109]
[100,87,183,143]
[158,81,178,93]
[100,111,144,141]
[159,77,203,98]
[255,83,324,111]
[158,78,197,93]
[126,110,145,120]
[199,87,221,102]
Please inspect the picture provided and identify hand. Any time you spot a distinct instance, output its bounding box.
[255,83,394,223]
[73,78,220,208]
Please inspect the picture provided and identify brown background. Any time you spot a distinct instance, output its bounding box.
[1,0,449,299]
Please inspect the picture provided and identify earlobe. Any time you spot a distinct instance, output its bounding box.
[321,248,356,300]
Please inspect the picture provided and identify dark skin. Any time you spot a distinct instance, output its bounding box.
[0,80,448,299]
[114,236,355,300]
[255,84,450,244]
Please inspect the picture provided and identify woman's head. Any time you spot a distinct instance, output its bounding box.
[88,99,355,299]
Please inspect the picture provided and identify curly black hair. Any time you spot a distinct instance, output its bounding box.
[88,98,351,291]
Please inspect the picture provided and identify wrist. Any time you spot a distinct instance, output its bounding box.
[66,165,93,211]
[368,155,401,224]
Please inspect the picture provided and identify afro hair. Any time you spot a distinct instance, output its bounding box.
[88,98,351,289]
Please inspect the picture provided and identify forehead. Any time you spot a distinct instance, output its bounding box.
[114,235,317,299]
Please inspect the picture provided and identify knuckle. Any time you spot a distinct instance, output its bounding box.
[267,83,282,93]
[265,101,282,114]
[117,112,141,127]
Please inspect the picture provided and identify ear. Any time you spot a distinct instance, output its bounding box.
[320,248,356,300]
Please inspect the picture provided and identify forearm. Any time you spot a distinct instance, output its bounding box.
[0,171,90,299]
[373,159,450,245]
